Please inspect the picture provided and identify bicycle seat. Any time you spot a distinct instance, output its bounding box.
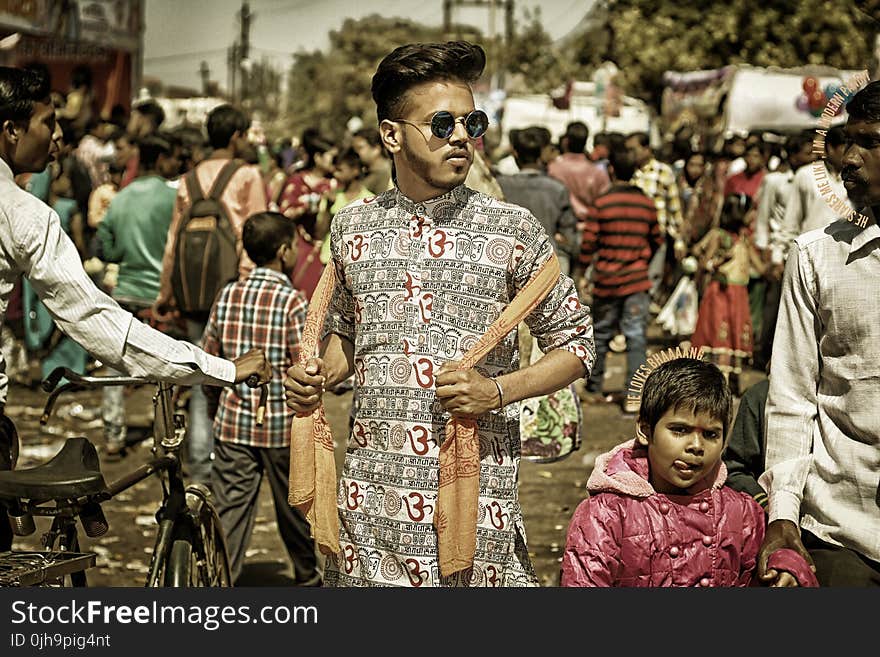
[0,437,107,500]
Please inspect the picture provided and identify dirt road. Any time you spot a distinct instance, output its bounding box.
[5,351,761,586]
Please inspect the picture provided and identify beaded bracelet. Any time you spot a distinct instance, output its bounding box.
[492,377,505,409]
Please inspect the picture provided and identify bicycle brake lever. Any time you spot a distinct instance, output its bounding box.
[245,374,268,426]
[40,382,85,425]
[41,367,82,393]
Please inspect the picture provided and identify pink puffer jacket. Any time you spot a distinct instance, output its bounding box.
[561,440,766,587]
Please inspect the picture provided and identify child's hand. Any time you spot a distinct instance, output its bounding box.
[764,571,799,587]
[757,519,816,585]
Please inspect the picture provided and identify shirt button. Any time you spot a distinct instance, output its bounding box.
[659,503,670,514]
[700,577,711,587]
[702,535,712,547]
[699,501,709,512]
[669,546,680,558]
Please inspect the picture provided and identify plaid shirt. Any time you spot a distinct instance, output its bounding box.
[202,267,307,448]
[632,158,684,240]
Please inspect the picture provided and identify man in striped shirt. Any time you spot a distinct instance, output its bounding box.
[201,211,319,586]
[574,149,661,409]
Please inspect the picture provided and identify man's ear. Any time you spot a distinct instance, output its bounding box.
[635,420,650,446]
[2,119,20,143]
[379,119,401,154]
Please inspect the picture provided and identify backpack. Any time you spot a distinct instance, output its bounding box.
[170,160,243,321]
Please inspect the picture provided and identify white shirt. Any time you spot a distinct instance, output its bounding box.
[760,215,880,562]
[0,157,234,404]
[771,163,851,265]
[755,169,794,252]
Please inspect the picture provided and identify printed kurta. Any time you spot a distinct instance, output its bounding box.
[322,185,594,586]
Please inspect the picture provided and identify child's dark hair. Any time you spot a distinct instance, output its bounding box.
[301,128,334,169]
[371,41,485,123]
[638,358,732,437]
[242,212,296,266]
[720,193,752,232]
[609,148,637,182]
[334,146,364,173]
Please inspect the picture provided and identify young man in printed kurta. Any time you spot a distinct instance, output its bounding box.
[284,41,595,587]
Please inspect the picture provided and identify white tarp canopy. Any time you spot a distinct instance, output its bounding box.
[662,65,868,138]
[496,82,653,149]
[723,67,866,134]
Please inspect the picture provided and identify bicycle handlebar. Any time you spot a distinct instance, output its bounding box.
[42,367,153,393]
[41,367,268,426]
[40,368,157,426]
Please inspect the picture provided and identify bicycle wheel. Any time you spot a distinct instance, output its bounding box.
[164,487,231,587]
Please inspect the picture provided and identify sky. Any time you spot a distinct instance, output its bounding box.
[143,0,596,92]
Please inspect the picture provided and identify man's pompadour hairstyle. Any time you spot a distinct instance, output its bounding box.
[371,41,486,122]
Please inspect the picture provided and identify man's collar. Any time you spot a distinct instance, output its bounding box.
[248,266,292,286]
[850,207,880,254]
[394,185,469,216]
[0,157,14,181]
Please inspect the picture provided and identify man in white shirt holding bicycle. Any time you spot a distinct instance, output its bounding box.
[0,66,271,552]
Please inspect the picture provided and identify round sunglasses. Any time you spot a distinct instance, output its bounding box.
[394,109,489,140]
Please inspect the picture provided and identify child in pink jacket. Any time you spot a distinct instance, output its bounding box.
[561,357,816,587]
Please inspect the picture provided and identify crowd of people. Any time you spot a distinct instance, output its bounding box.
[0,37,878,588]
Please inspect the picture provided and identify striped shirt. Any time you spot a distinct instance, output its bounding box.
[0,157,235,405]
[201,267,307,448]
[580,184,662,298]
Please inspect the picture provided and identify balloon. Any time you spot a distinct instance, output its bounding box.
[824,82,840,99]
[809,89,827,110]
[796,94,810,112]
[803,76,818,93]
[810,105,824,117]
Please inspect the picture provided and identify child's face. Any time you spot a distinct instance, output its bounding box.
[638,405,725,495]
[281,232,301,278]
[333,162,359,185]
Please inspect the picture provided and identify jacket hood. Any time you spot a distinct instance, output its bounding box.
[587,439,727,498]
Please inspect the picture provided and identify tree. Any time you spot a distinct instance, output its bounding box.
[503,8,589,94]
[283,11,575,141]
[576,0,880,111]
[285,15,480,141]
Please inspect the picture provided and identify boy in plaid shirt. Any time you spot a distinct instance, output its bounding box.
[202,211,320,586]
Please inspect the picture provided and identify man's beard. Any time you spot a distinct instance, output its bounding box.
[402,148,469,194]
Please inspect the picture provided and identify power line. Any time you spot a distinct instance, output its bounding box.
[253,0,318,15]
[145,47,228,62]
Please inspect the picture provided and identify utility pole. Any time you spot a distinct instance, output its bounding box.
[199,61,210,97]
[239,2,252,104]
[443,0,515,90]
[227,42,239,102]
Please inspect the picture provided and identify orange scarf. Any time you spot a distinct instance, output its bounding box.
[435,253,561,576]
[289,253,562,572]
[288,264,340,556]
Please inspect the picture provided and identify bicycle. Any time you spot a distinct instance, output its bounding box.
[0,367,266,587]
